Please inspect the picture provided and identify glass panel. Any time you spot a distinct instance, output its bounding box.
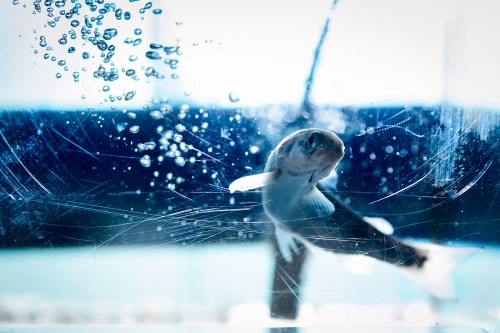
[1,1,499,332]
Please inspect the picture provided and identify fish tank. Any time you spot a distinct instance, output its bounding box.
[1,0,499,332]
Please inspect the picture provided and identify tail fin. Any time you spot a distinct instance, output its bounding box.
[400,241,480,301]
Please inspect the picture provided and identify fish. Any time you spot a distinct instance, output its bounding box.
[229,128,478,300]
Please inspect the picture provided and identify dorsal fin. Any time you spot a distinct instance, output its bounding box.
[228,172,277,193]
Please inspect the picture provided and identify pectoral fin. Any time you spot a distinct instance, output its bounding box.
[275,225,301,263]
[228,172,277,193]
[362,216,394,235]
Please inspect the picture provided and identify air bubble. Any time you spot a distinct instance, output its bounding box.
[163,46,179,55]
[97,40,108,51]
[173,134,183,143]
[228,93,240,103]
[174,156,185,167]
[115,8,123,20]
[39,36,47,47]
[150,43,163,49]
[150,111,163,119]
[145,51,161,60]
[129,125,140,133]
[165,59,178,69]
[116,122,128,132]
[249,146,259,154]
[175,124,185,132]
[125,69,136,76]
[144,142,156,150]
[124,90,136,100]
[140,155,151,167]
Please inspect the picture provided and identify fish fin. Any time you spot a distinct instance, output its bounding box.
[362,216,394,235]
[300,188,336,216]
[275,226,301,263]
[228,172,276,193]
[400,242,480,300]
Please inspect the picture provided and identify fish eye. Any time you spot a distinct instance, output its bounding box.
[308,135,315,145]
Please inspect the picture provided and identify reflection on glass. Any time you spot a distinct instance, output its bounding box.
[0,0,499,332]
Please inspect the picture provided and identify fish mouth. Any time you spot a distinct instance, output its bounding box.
[308,163,335,183]
[314,146,343,164]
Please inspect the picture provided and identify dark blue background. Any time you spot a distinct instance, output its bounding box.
[0,107,498,247]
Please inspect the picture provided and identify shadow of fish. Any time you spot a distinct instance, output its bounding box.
[230,128,478,300]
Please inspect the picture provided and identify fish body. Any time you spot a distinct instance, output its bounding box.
[262,129,342,228]
[229,128,478,300]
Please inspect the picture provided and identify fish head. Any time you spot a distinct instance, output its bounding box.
[269,128,345,184]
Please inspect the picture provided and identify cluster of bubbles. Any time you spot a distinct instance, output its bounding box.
[112,101,216,193]
[109,99,264,214]
[16,0,180,104]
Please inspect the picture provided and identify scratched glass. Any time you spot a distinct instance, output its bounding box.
[0,1,498,332]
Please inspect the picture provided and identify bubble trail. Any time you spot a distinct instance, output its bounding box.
[22,0,182,105]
